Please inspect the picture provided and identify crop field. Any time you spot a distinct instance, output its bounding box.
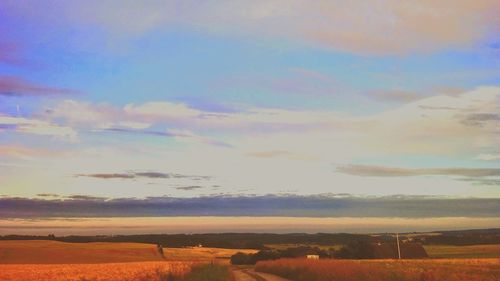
[0,240,162,264]
[0,240,255,281]
[0,261,195,281]
[0,240,257,264]
[164,246,257,262]
[256,258,500,281]
[424,244,500,258]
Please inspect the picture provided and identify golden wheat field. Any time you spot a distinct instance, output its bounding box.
[0,261,194,281]
[0,240,162,264]
[0,240,257,281]
[256,258,500,281]
[0,240,257,264]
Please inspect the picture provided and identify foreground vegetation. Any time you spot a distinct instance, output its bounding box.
[0,262,234,281]
[0,261,195,281]
[172,264,233,281]
[255,258,500,281]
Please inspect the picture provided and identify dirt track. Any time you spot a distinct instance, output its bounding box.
[233,268,291,281]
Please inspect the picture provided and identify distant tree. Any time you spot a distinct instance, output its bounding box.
[336,241,374,259]
[253,250,281,262]
[230,252,253,265]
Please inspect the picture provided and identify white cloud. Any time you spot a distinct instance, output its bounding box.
[124,102,201,119]
[0,115,77,141]
[477,153,500,161]
[43,87,500,158]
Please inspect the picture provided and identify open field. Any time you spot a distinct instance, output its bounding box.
[0,240,257,264]
[163,247,257,262]
[0,240,162,264]
[0,261,194,281]
[2,240,500,280]
[256,258,500,281]
[424,244,500,258]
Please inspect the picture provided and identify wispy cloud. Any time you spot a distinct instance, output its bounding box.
[76,171,211,181]
[0,115,77,141]
[36,193,61,198]
[337,165,500,178]
[0,145,58,158]
[460,178,500,186]
[0,76,78,97]
[461,113,500,127]
[247,150,313,161]
[476,153,500,161]
[175,186,203,191]
[368,89,422,103]
[103,127,174,137]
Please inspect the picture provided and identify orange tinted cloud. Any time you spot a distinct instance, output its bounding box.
[0,145,60,158]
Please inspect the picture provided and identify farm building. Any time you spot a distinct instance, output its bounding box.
[371,242,428,259]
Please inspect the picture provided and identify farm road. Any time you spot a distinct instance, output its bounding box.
[233,268,291,281]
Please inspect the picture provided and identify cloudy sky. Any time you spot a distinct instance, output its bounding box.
[0,1,499,231]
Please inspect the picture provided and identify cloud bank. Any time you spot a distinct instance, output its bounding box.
[0,195,498,219]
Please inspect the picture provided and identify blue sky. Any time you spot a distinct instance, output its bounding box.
[0,1,499,225]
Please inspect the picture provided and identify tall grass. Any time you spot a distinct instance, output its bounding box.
[255,258,500,281]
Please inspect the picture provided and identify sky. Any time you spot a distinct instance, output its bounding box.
[0,1,499,233]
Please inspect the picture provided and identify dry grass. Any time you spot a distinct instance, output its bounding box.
[0,261,195,281]
[256,258,500,281]
[424,244,500,259]
[0,240,257,264]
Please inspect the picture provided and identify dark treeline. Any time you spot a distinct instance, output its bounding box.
[1,228,499,248]
[0,233,371,249]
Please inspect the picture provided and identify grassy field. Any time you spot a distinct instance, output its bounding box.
[256,258,500,281]
[424,244,500,258]
[0,240,256,264]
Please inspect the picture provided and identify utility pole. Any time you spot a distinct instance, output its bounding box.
[396,233,401,259]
